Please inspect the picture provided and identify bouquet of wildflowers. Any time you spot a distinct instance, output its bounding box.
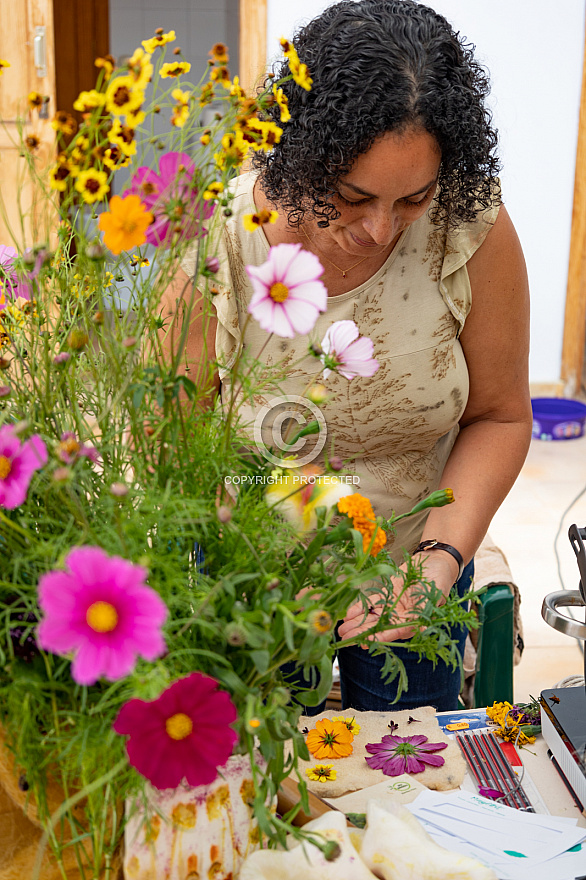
[0,33,475,877]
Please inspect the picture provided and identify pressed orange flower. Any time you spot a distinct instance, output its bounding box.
[338,493,387,556]
[98,195,153,255]
[306,718,353,759]
[243,209,278,232]
[160,61,191,79]
[306,764,336,783]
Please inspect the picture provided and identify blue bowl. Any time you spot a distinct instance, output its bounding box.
[531,397,586,441]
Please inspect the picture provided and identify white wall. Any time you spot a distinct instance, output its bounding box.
[266,0,586,386]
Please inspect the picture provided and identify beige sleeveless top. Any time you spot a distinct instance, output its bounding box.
[182,172,500,564]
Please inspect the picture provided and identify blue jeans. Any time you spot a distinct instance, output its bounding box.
[282,560,474,714]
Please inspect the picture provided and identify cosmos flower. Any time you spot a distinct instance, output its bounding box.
[125,152,215,248]
[0,425,47,509]
[113,672,238,790]
[37,546,167,685]
[365,734,447,776]
[0,245,33,303]
[246,243,326,338]
[57,432,99,465]
[98,195,153,255]
[320,320,379,380]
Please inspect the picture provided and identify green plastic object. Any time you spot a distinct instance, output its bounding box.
[473,583,514,708]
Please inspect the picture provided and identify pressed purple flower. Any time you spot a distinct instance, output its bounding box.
[125,152,215,248]
[57,432,99,465]
[246,243,327,338]
[37,546,167,685]
[0,425,48,509]
[320,319,379,380]
[365,734,447,776]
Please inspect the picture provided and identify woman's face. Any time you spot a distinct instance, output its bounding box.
[325,126,442,256]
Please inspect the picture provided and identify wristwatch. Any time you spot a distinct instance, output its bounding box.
[413,539,464,581]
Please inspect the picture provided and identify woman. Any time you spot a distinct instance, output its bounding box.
[170,0,532,711]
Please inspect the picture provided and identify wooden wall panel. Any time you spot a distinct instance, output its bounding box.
[239,0,267,92]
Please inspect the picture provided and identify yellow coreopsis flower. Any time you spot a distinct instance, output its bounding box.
[73,90,107,114]
[49,156,74,192]
[127,48,153,87]
[170,88,191,128]
[28,91,44,110]
[289,57,313,91]
[51,111,77,137]
[103,145,131,171]
[209,42,229,64]
[243,209,278,233]
[95,54,116,80]
[75,169,110,204]
[272,85,291,122]
[239,118,283,152]
[161,61,191,79]
[109,119,137,157]
[210,65,231,89]
[142,30,176,53]
[105,75,144,116]
[331,716,361,736]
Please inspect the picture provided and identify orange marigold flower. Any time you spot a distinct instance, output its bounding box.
[338,493,387,556]
[98,195,153,255]
[306,719,353,759]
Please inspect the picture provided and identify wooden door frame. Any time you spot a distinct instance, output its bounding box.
[239,0,267,91]
[562,12,586,397]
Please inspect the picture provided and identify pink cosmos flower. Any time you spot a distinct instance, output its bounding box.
[0,425,48,509]
[320,319,379,379]
[246,243,327,338]
[57,432,99,465]
[365,734,447,776]
[113,672,238,790]
[124,151,215,248]
[0,245,32,304]
[37,546,167,685]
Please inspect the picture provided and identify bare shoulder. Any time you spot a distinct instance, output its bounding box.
[459,204,531,425]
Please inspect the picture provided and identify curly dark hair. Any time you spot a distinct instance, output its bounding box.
[253,0,500,228]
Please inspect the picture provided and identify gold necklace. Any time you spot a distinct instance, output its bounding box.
[299,227,372,279]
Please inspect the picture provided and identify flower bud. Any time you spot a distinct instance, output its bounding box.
[86,242,106,260]
[110,482,128,497]
[122,336,137,349]
[217,505,232,523]
[67,328,89,351]
[266,576,279,591]
[306,383,328,405]
[204,256,220,274]
[225,622,246,646]
[93,311,104,325]
[53,466,71,483]
[323,841,342,862]
[309,342,323,357]
[0,385,10,398]
[329,455,343,471]
[53,351,71,365]
[0,357,10,371]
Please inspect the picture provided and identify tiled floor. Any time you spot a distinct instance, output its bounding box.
[488,433,586,702]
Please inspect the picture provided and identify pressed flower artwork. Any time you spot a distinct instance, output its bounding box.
[320,320,379,380]
[365,734,447,776]
[113,672,238,789]
[0,425,47,509]
[37,546,167,684]
[246,243,327,338]
[306,718,354,759]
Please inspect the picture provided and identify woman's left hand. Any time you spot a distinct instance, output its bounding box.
[337,550,460,646]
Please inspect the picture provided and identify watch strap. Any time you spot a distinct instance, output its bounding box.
[413,539,464,581]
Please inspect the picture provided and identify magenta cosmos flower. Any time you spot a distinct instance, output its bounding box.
[320,319,379,379]
[0,245,32,305]
[246,243,327,338]
[0,425,47,509]
[57,432,99,465]
[124,151,215,248]
[37,546,167,685]
[113,672,238,790]
[365,734,447,776]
